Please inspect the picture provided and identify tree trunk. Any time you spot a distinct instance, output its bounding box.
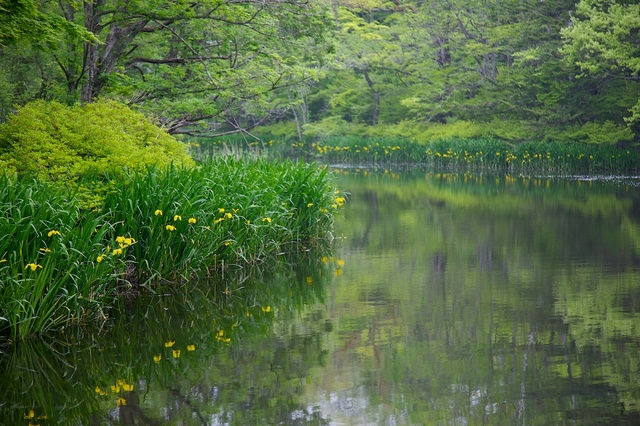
[362,68,380,125]
[81,0,101,103]
[81,0,149,103]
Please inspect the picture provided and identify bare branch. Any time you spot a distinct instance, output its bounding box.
[126,55,230,65]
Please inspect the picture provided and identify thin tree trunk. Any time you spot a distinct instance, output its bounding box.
[291,104,302,142]
[362,68,380,125]
[81,0,101,103]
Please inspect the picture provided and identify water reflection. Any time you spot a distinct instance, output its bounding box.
[319,170,640,425]
[3,170,640,425]
[0,253,335,425]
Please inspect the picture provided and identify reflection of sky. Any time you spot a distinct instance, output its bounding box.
[309,387,410,425]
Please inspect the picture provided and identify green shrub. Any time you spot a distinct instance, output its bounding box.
[255,121,300,142]
[0,100,194,183]
[302,116,370,139]
[543,121,635,145]
[271,116,635,147]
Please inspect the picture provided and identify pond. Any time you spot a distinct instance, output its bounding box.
[2,169,640,425]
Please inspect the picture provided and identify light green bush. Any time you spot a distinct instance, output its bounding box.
[544,121,635,145]
[256,121,300,142]
[302,116,370,139]
[0,100,194,182]
[292,117,634,146]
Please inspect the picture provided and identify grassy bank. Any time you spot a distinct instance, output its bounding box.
[309,137,638,174]
[0,157,343,340]
[191,135,639,174]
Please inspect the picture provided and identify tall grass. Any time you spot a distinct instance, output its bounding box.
[207,135,638,174]
[100,158,338,282]
[421,139,638,174]
[0,176,117,339]
[0,157,342,339]
[186,135,301,161]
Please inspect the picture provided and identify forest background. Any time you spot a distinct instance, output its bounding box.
[0,0,639,146]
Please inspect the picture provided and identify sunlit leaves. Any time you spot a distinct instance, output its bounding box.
[560,0,640,124]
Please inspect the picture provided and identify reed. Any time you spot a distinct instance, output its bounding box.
[100,158,338,282]
[0,176,117,339]
[245,136,638,174]
[0,157,341,339]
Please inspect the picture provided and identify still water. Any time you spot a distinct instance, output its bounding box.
[2,169,640,425]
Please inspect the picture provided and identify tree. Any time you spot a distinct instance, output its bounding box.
[0,0,90,45]
[561,0,640,126]
[301,0,637,143]
[0,0,332,135]
[322,1,424,126]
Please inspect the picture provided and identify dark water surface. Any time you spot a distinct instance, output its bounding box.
[2,170,640,425]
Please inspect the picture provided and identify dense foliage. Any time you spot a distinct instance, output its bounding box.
[0,100,194,182]
[1,0,638,143]
[0,0,330,133]
[281,0,640,143]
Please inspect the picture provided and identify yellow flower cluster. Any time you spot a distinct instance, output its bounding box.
[95,379,135,407]
[21,229,65,270]
[216,329,231,344]
[213,208,234,225]
[321,256,346,276]
[154,340,197,362]
[312,142,403,156]
[330,196,346,210]
[96,235,136,263]
[422,147,604,168]
[156,209,196,229]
